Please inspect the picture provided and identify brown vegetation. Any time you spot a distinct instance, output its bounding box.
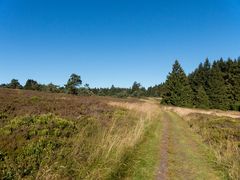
[0,88,161,179]
[0,88,114,124]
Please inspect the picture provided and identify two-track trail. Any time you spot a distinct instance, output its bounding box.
[109,99,225,179]
[156,111,225,180]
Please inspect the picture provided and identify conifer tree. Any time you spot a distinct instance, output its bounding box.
[229,59,240,110]
[162,60,193,107]
[189,58,211,107]
[195,85,210,109]
[9,79,22,89]
[207,62,229,110]
[24,79,40,91]
[65,74,82,95]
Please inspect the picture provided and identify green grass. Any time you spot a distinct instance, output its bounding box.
[129,115,162,180]
[109,113,163,180]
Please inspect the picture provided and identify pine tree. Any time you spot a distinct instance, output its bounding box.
[207,62,229,110]
[189,58,211,106]
[24,79,40,91]
[229,59,240,110]
[162,60,193,107]
[195,86,210,109]
[9,79,22,89]
[65,74,82,95]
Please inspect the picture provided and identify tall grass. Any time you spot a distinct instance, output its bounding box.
[0,101,161,179]
[68,102,161,179]
[185,114,240,179]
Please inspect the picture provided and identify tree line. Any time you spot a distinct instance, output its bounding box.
[0,74,148,97]
[1,57,240,111]
[161,58,240,111]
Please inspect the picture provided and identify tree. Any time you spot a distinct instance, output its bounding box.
[131,81,144,97]
[0,84,7,88]
[195,86,210,109]
[46,83,60,93]
[24,79,40,90]
[207,63,229,110]
[131,81,141,93]
[109,85,116,96]
[65,73,82,95]
[147,84,164,97]
[189,58,211,106]
[162,60,193,107]
[9,79,22,89]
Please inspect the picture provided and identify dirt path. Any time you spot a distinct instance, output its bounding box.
[156,111,226,180]
[156,112,170,180]
[108,100,227,179]
[163,106,240,119]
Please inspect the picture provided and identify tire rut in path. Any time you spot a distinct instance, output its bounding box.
[156,112,170,180]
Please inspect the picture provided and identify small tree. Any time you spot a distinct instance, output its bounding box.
[130,82,143,97]
[24,79,40,90]
[131,81,141,93]
[65,74,82,95]
[9,79,22,89]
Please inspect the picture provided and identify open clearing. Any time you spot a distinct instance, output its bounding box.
[0,88,239,179]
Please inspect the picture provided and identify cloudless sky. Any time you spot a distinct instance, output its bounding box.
[0,0,240,88]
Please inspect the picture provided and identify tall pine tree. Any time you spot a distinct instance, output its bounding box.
[162,60,193,107]
[189,58,211,108]
[207,62,229,110]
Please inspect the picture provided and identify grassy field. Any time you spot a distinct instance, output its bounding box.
[0,88,239,180]
[185,113,240,179]
[0,88,162,179]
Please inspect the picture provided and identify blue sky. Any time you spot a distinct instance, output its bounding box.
[0,0,240,88]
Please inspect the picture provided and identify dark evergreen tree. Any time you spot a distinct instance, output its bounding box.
[189,58,211,107]
[146,83,166,97]
[195,85,209,109]
[131,81,144,97]
[9,79,22,89]
[206,62,229,110]
[24,79,40,90]
[162,60,193,107]
[65,74,82,95]
[110,85,116,96]
[131,82,141,93]
[0,83,7,88]
[228,58,240,110]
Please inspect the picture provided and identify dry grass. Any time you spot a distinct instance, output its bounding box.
[184,113,240,179]
[107,100,163,179]
[0,88,162,179]
[108,100,160,118]
[163,105,240,119]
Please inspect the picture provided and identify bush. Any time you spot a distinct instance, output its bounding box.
[0,114,76,178]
